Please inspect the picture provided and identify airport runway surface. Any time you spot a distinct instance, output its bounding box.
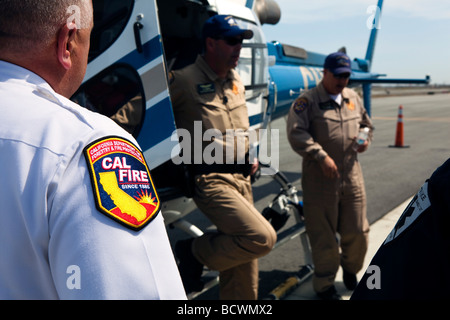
[166,91,450,299]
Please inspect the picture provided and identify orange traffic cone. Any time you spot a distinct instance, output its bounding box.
[389,105,409,148]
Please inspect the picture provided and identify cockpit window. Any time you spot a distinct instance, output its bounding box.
[89,0,135,62]
[235,17,269,99]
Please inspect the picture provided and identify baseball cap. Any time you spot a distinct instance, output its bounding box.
[203,15,253,40]
[324,52,352,75]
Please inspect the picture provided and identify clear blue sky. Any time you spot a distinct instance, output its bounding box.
[261,0,450,85]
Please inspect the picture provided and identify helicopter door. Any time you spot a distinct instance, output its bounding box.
[72,0,178,171]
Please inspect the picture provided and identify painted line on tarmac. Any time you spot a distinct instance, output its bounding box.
[373,116,450,123]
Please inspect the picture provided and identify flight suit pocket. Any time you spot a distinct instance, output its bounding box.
[302,160,339,200]
[202,102,231,133]
[342,112,362,149]
[313,110,341,144]
[228,103,250,129]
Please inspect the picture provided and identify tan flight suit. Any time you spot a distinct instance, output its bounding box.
[169,56,277,300]
[286,82,372,293]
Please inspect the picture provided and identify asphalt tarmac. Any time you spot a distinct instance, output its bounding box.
[166,90,450,300]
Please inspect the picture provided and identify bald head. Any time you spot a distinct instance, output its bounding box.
[0,0,93,54]
[0,0,94,98]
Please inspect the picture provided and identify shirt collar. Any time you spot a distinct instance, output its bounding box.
[0,60,54,91]
[0,60,63,105]
[317,81,349,104]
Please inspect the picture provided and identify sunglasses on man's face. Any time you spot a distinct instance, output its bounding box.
[216,36,244,46]
[333,72,351,79]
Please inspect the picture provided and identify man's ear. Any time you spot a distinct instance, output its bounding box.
[205,37,216,52]
[57,23,77,70]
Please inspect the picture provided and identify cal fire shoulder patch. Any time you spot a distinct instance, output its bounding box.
[293,97,308,114]
[84,136,160,231]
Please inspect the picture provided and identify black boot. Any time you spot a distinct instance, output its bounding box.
[175,238,204,293]
[343,269,358,290]
[316,285,342,300]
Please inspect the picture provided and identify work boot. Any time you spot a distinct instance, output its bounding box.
[175,238,204,293]
[343,269,358,290]
[316,285,342,300]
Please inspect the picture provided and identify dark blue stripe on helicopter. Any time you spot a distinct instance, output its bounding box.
[137,96,177,152]
[245,0,255,8]
[248,105,292,128]
[117,36,163,70]
[249,113,264,127]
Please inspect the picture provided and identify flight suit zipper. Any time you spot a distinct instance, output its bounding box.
[220,79,235,130]
[337,100,346,194]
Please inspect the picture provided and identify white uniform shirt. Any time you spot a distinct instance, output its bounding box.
[0,61,186,300]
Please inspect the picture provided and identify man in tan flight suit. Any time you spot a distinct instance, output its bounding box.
[287,52,373,300]
[169,15,276,300]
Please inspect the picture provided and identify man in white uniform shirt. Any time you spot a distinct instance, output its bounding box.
[0,0,185,299]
